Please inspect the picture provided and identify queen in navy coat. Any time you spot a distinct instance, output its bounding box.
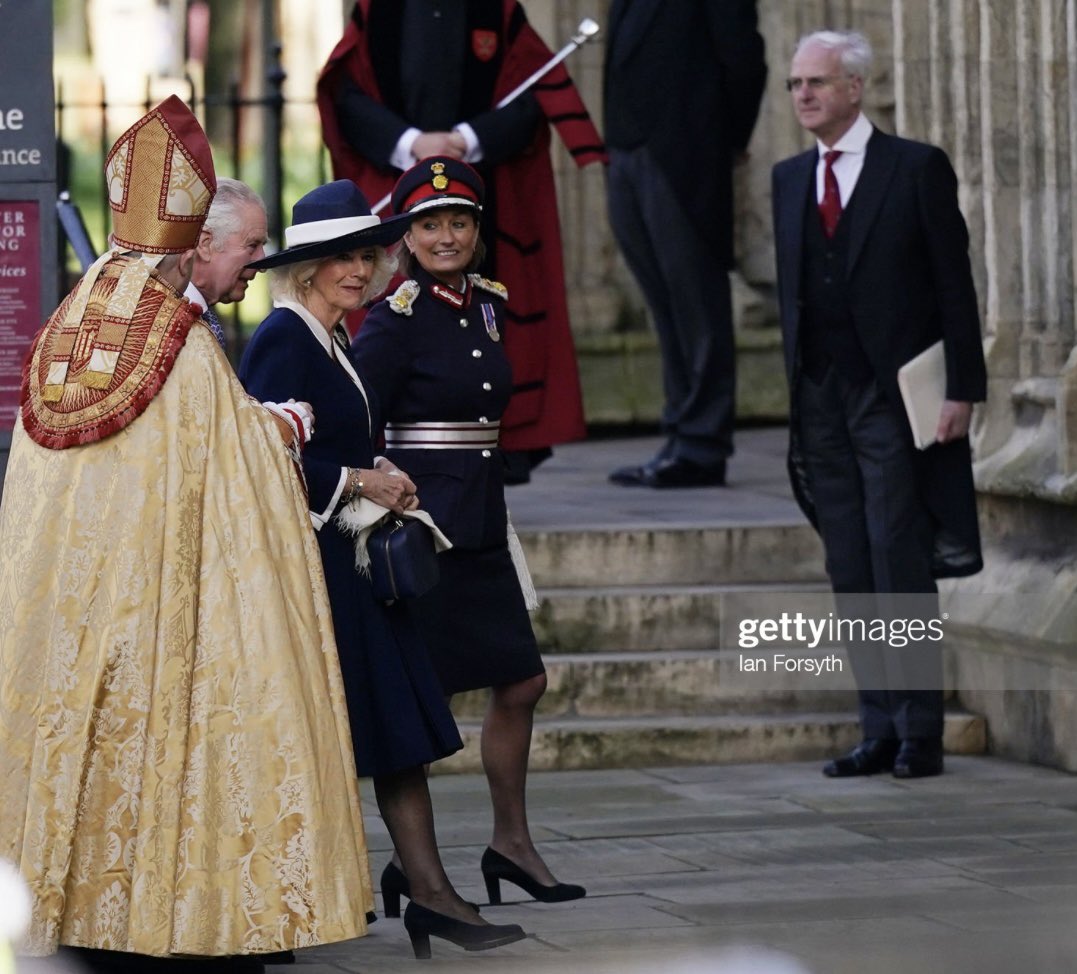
[352,157,585,908]
[239,180,527,958]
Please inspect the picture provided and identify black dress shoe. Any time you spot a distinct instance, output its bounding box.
[893,738,944,778]
[609,457,726,488]
[822,738,900,777]
[480,847,586,905]
[644,457,726,487]
[402,901,526,959]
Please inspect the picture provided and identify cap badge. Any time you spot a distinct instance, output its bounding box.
[431,161,449,191]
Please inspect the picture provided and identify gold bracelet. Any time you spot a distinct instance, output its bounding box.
[347,468,364,501]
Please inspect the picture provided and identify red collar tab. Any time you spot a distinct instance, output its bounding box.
[429,281,468,309]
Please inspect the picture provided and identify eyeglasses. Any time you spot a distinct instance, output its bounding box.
[785,75,848,93]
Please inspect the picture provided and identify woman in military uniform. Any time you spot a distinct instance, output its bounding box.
[353,157,585,908]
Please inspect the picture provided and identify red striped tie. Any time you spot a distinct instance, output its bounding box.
[819,149,843,238]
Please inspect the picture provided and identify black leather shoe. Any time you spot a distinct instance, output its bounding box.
[403,901,525,959]
[822,738,900,777]
[481,847,586,905]
[893,738,944,778]
[609,457,726,488]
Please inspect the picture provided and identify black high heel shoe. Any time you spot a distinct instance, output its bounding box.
[402,901,526,959]
[380,861,480,918]
[480,847,586,905]
[380,861,409,918]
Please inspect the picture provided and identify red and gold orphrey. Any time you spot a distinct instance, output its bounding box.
[21,254,198,450]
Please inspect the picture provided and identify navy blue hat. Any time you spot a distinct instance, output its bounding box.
[391,157,485,216]
[247,180,410,269]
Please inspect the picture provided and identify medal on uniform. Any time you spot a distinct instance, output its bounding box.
[480,303,500,341]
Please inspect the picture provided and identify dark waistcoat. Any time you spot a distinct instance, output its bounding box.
[798,181,872,384]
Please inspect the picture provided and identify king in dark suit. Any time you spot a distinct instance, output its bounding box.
[605,0,767,488]
[771,30,987,778]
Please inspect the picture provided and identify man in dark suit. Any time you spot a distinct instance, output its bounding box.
[605,0,767,488]
[771,30,987,778]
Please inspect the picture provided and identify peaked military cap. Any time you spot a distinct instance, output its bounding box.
[391,157,485,216]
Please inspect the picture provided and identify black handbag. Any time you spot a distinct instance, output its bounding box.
[366,517,440,602]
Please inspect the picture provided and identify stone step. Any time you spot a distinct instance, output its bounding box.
[432,710,986,774]
[518,522,826,589]
[451,649,857,719]
[531,582,831,653]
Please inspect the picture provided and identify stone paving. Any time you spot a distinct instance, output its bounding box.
[507,429,803,532]
[282,757,1077,974]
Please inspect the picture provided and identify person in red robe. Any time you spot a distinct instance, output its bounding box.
[317,0,606,480]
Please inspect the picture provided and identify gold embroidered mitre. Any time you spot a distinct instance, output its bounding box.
[106,95,216,254]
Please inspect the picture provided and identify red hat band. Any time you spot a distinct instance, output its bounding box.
[402,178,481,214]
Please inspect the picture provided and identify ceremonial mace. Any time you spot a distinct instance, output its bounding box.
[370,17,601,215]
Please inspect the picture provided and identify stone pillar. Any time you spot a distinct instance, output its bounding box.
[903,0,1077,502]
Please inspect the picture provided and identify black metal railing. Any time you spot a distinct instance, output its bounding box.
[54,44,328,253]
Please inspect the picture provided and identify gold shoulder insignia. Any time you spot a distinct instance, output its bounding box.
[469,274,509,301]
[388,279,421,316]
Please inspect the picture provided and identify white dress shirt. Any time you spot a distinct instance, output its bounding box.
[814,112,874,206]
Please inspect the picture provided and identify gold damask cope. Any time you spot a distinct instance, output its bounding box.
[0,327,372,957]
[22,255,197,450]
[106,95,216,254]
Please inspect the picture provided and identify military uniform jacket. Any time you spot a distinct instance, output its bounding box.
[354,269,512,549]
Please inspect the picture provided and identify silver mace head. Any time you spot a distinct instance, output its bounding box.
[572,17,601,45]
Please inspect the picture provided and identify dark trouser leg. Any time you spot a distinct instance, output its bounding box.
[607,147,734,466]
[798,368,942,740]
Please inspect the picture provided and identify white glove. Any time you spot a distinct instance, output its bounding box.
[263,399,314,447]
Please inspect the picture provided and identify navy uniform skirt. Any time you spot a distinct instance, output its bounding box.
[408,542,545,696]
